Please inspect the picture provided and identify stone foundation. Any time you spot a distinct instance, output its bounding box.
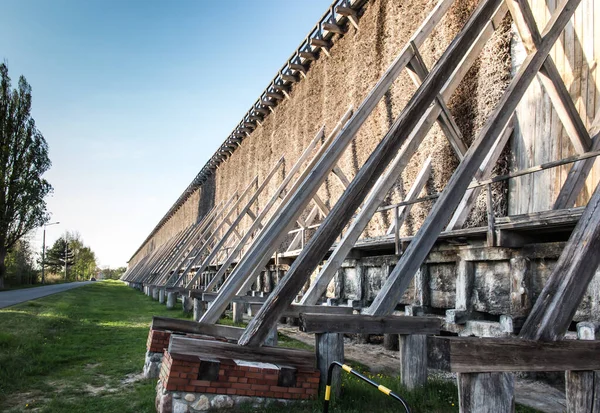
[155,380,304,412]
[144,350,164,379]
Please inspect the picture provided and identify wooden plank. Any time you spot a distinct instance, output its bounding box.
[299,313,440,334]
[202,293,267,304]
[400,335,428,390]
[519,181,600,341]
[554,111,600,209]
[506,0,591,155]
[316,333,343,396]
[428,336,600,373]
[239,0,506,345]
[200,0,456,327]
[366,0,582,317]
[169,336,317,371]
[151,316,244,341]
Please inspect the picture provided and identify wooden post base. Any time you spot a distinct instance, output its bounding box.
[399,334,427,389]
[458,372,515,413]
[316,332,344,398]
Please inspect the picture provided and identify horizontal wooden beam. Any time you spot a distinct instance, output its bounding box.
[299,313,440,334]
[249,303,354,318]
[169,336,317,371]
[202,293,268,304]
[428,336,600,373]
[151,316,244,341]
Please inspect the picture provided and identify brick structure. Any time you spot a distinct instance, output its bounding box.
[147,329,171,353]
[159,351,319,400]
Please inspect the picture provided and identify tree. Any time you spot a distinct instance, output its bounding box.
[0,63,52,288]
[4,237,37,287]
[45,237,74,279]
[101,266,126,280]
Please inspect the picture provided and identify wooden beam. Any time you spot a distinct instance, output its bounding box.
[323,21,344,35]
[202,126,329,292]
[266,91,284,100]
[506,0,591,154]
[299,313,440,334]
[169,336,317,371]
[428,336,600,373]
[554,111,600,209]
[335,6,360,30]
[200,0,455,328]
[239,0,505,346]
[151,316,244,341]
[519,181,600,341]
[184,160,283,289]
[299,50,317,61]
[366,0,581,317]
[281,73,299,83]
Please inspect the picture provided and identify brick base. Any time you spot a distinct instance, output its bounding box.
[158,350,319,401]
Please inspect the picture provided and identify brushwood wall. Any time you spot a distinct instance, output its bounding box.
[130,0,597,268]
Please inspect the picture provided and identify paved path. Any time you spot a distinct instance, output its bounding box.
[0,281,93,309]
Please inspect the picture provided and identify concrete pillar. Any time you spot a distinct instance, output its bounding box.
[232,302,244,324]
[152,287,159,301]
[182,295,193,314]
[166,292,177,309]
[158,289,166,304]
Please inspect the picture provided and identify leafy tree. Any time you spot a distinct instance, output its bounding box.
[0,63,52,288]
[101,266,126,280]
[45,237,74,279]
[44,232,98,281]
[4,237,37,287]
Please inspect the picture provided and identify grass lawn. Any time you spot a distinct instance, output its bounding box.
[0,280,540,412]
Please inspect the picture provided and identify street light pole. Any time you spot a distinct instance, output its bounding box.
[41,221,60,285]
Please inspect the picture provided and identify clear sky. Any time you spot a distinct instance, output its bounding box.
[0,0,331,268]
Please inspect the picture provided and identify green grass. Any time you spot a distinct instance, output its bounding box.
[0,280,189,412]
[0,281,541,413]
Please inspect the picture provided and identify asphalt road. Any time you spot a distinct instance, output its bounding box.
[0,281,93,309]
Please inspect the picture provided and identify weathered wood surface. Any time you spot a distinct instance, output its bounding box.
[565,371,600,413]
[399,334,428,390]
[366,0,582,317]
[201,293,268,304]
[249,304,354,319]
[457,372,515,413]
[316,333,343,396]
[427,336,600,372]
[184,158,284,289]
[519,180,600,341]
[203,125,329,292]
[200,0,457,327]
[151,316,244,341]
[169,336,317,371]
[299,313,440,335]
[239,0,505,346]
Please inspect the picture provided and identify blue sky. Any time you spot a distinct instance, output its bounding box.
[0,0,331,267]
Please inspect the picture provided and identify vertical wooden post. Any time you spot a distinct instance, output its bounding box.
[232,302,244,324]
[399,334,427,389]
[316,332,344,397]
[509,254,530,316]
[455,257,474,311]
[193,298,206,322]
[565,322,599,412]
[383,334,399,351]
[166,292,176,309]
[458,372,515,412]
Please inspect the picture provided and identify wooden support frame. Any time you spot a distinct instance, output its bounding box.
[201,0,457,327]
[151,316,244,341]
[366,0,583,317]
[183,157,285,289]
[239,0,506,345]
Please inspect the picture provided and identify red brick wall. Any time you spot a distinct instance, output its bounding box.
[147,330,171,353]
[159,351,319,400]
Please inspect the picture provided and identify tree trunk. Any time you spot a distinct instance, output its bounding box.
[0,246,7,289]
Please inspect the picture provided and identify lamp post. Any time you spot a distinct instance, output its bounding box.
[41,221,60,285]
